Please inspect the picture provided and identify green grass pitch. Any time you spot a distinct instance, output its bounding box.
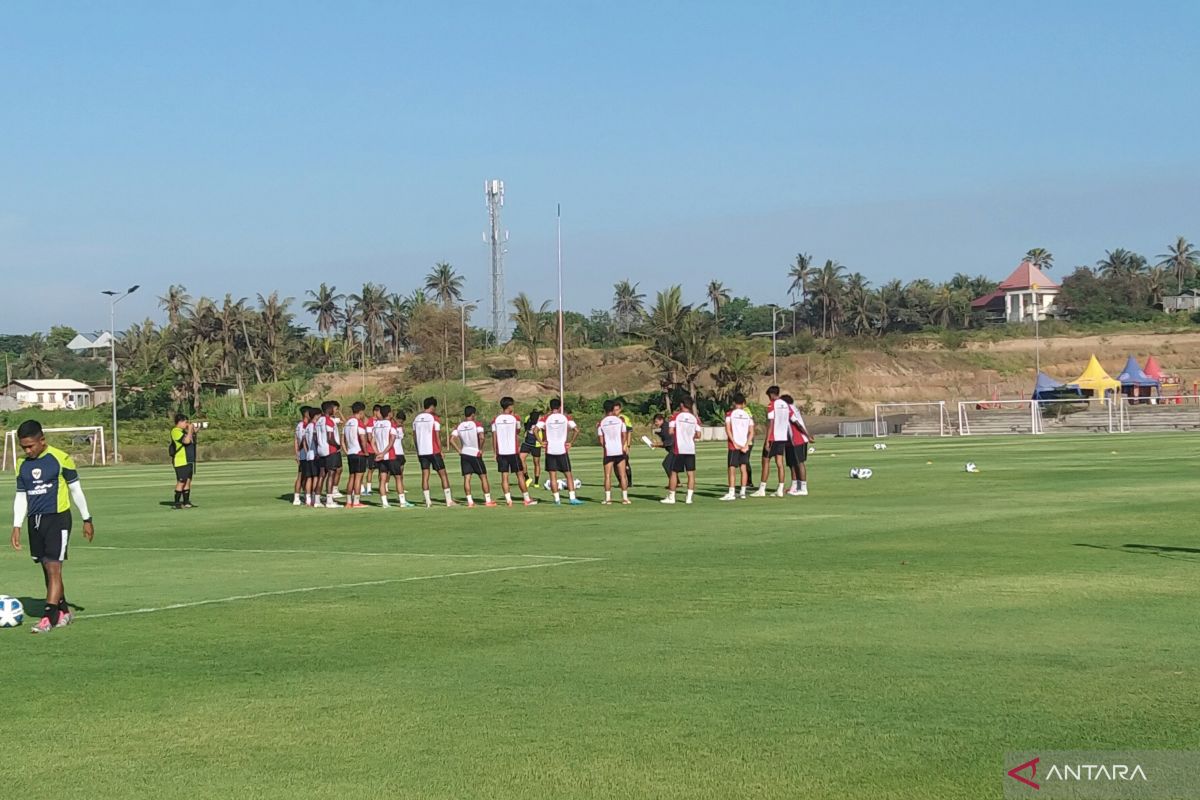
[1,435,1196,799]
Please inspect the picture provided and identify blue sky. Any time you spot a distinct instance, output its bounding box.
[2,1,1198,334]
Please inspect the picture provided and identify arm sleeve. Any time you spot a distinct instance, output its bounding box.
[69,481,92,520]
[12,492,27,528]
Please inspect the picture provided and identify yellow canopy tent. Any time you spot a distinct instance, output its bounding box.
[1069,355,1121,399]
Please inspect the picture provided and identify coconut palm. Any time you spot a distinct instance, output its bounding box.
[787,253,813,332]
[612,280,646,333]
[304,283,344,338]
[1024,248,1054,271]
[509,293,550,370]
[424,262,464,306]
[18,333,50,378]
[706,280,731,329]
[929,286,958,328]
[256,291,294,379]
[843,274,875,336]
[1097,248,1147,278]
[349,283,389,360]
[812,260,846,337]
[1156,236,1200,293]
[158,285,192,328]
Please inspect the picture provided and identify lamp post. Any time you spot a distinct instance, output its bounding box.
[101,284,139,464]
[461,298,481,385]
[1031,283,1041,374]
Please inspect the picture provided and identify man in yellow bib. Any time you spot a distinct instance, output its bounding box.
[170,413,196,509]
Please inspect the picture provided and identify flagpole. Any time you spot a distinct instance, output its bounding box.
[556,203,565,404]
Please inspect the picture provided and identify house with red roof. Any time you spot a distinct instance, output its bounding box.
[971,261,1060,324]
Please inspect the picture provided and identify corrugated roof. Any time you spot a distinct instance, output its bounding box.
[9,379,94,391]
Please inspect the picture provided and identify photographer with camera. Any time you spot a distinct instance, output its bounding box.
[170,412,199,510]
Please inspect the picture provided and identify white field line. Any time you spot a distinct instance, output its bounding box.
[83,558,604,621]
[88,545,594,560]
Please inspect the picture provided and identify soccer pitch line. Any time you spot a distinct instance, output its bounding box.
[82,557,605,621]
[89,545,597,560]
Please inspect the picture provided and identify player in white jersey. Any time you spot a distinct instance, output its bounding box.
[293,406,312,505]
[536,397,582,505]
[597,399,631,505]
[362,404,381,496]
[301,407,319,506]
[721,392,755,500]
[662,395,702,504]
[412,396,456,507]
[450,406,493,507]
[492,397,537,507]
[342,402,368,508]
[752,385,792,498]
[782,393,810,496]
[371,406,414,508]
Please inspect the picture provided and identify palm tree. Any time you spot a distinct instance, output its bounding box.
[424,262,464,306]
[19,333,50,379]
[509,293,550,370]
[1096,248,1147,278]
[787,253,813,332]
[612,280,646,333]
[158,284,192,327]
[843,274,874,336]
[304,283,344,338]
[929,286,958,328]
[812,260,847,337]
[706,280,731,329]
[1024,248,1054,271]
[256,291,294,380]
[1156,236,1200,293]
[644,285,689,338]
[349,282,389,361]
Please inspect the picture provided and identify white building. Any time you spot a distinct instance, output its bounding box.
[66,332,112,357]
[4,379,95,410]
[971,261,1060,324]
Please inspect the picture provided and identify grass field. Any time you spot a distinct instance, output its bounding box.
[1,435,1197,799]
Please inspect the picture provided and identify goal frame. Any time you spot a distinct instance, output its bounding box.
[2,426,107,471]
[873,401,952,437]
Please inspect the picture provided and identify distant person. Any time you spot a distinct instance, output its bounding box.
[362,404,382,496]
[752,385,791,498]
[451,405,494,507]
[614,399,634,487]
[722,392,755,500]
[597,399,631,505]
[536,398,582,505]
[413,397,456,507]
[11,419,95,633]
[170,412,197,509]
[649,412,675,486]
[313,400,341,508]
[293,406,312,506]
[782,394,810,496]
[342,402,368,508]
[662,395,701,504]
[519,408,544,487]
[492,397,538,507]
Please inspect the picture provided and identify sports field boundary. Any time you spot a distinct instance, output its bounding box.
[89,545,596,560]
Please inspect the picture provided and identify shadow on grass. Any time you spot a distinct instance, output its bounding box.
[14,597,86,614]
[1074,543,1200,562]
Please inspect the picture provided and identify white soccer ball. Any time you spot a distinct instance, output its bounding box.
[849,468,873,479]
[873,442,888,450]
[0,596,24,628]
[965,462,979,473]
[542,478,584,491]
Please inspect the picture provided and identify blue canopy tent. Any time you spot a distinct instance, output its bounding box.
[1117,355,1160,401]
[1032,372,1080,401]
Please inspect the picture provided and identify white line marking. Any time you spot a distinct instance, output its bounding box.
[89,545,594,560]
[84,558,604,620]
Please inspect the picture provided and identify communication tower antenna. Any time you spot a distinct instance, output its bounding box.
[484,180,508,344]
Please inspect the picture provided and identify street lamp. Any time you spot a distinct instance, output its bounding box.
[101,284,139,464]
[750,307,784,386]
[462,298,481,385]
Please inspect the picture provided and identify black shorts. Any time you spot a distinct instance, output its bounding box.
[324,452,342,471]
[302,460,322,479]
[764,441,788,458]
[545,453,571,473]
[348,454,369,474]
[603,454,627,467]
[418,453,446,472]
[672,454,697,473]
[727,450,750,468]
[497,454,522,473]
[174,464,194,482]
[661,453,675,475]
[386,456,406,476]
[786,443,809,467]
[29,511,72,564]
[520,442,542,458]
[461,455,487,476]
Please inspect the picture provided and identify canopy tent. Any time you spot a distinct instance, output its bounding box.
[1068,355,1121,399]
[1032,372,1081,400]
[1143,355,1173,384]
[1118,355,1160,400]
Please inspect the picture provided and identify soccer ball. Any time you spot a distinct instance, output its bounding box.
[849,468,873,479]
[964,462,979,473]
[0,596,24,628]
[873,442,888,450]
[543,478,584,491]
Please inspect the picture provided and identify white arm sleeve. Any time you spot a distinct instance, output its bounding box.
[12,492,27,529]
[68,481,92,520]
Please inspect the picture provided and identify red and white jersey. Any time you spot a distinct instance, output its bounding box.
[767,399,791,443]
[295,421,309,461]
[538,412,576,456]
[669,411,699,455]
[331,417,343,448]
[789,403,810,445]
[363,417,377,454]
[452,420,485,457]
[371,419,395,455]
[343,417,363,455]
[412,412,442,456]
[597,415,627,457]
[391,421,406,457]
[314,414,336,456]
[302,421,317,460]
[725,407,754,450]
[491,412,522,456]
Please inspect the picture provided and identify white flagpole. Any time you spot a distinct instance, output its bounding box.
[556,203,565,404]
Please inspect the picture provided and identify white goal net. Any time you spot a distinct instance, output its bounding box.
[874,402,952,437]
[957,400,1039,436]
[2,426,107,471]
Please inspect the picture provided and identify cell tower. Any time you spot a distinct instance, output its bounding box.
[484,179,508,344]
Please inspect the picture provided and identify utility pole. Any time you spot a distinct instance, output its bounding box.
[484,180,508,345]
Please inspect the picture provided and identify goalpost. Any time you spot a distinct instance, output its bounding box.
[2,426,107,471]
[957,400,1040,436]
[873,402,952,437]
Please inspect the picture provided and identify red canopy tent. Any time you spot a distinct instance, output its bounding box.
[1142,356,1164,381]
